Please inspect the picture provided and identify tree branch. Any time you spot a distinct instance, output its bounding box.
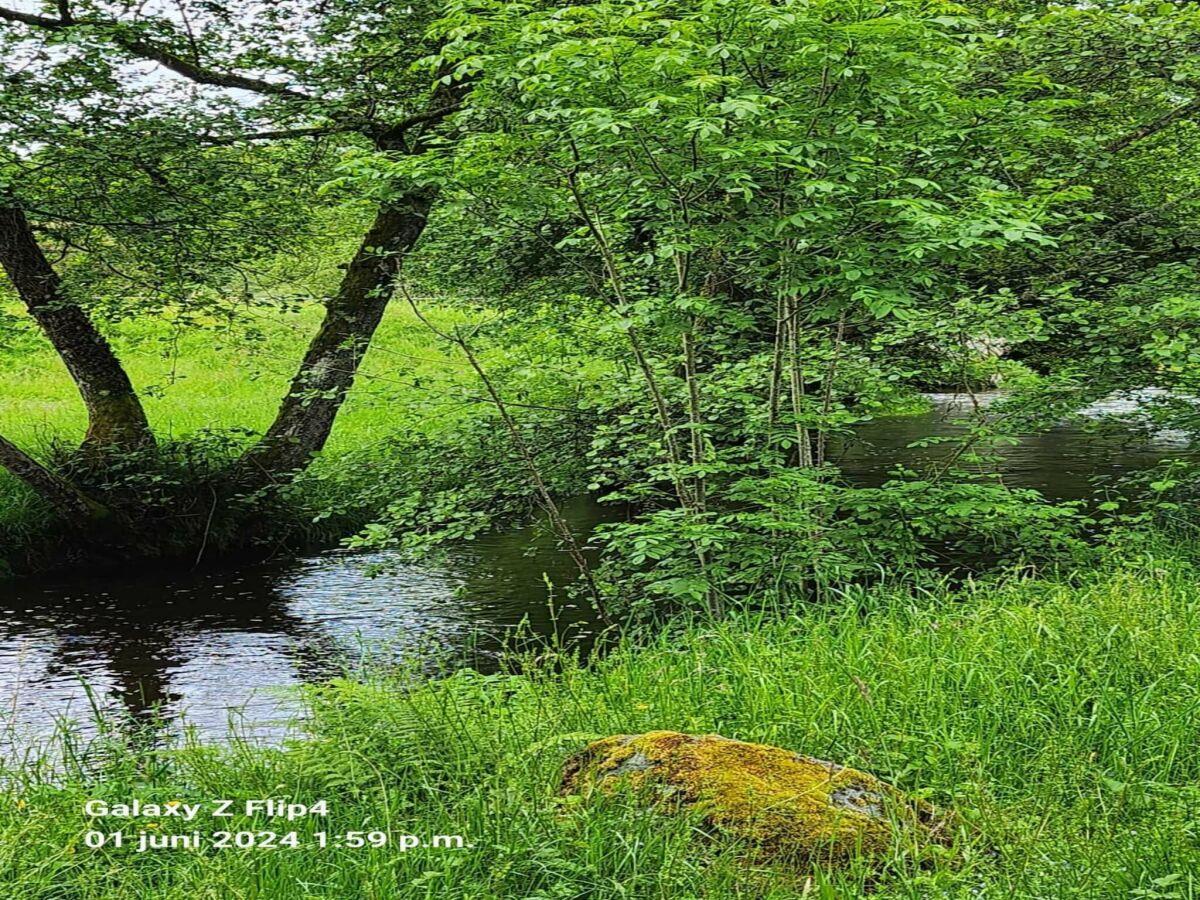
[1,5,466,145]
[0,433,108,522]
[1107,95,1200,153]
[374,101,465,146]
[0,5,312,99]
[115,35,312,99]
[198,125,360,146]
[0,5,59,28]
[190,99,463,148]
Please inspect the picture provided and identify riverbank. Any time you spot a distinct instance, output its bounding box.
[7,297,1189,585]
[0,303,609,577]
[2,542,1197,898]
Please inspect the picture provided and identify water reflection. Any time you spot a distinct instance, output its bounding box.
[0,498,615,750]
[835,392,1193,497]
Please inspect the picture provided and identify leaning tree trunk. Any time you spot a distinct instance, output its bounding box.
[0,433,108,522]
[238,71,463,485]
[0,205,152,450]
[237,190,436,482]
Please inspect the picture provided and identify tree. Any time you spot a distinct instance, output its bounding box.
[942,0,1200,423]
[0,0,465,521]
[335,0,1104,605]
[0,203,151,449]
[4,0,1199,581]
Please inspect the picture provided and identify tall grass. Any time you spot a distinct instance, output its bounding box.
[2,550,1197,898]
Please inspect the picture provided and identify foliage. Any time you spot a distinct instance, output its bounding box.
[0,301,612,573]
[2,0,1200,598]
[344,0,1127,610]
[595,470,1090,610]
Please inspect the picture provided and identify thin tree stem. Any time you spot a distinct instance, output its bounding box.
[402,288,613,627]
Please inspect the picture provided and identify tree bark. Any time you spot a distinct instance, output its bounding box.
[1107,95,1200,153]
[0,204,153,450]
[785,295,813,468]
[238,70,464,484]
[0,433,108,522]
[238,190,436,480]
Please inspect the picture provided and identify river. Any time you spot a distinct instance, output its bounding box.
[0,392,1191,751]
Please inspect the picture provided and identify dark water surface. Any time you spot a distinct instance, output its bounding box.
[0,393,1191,748]
[837,391,1192,497]
[0,498,618,751]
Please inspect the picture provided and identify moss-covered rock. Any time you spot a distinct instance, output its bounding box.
[561,731,947,864]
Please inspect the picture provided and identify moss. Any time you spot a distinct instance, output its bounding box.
[561,731,946,864]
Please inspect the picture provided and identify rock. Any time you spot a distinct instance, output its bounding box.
[560,731,947,864]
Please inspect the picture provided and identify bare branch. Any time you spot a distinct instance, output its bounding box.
[0,5,313,99]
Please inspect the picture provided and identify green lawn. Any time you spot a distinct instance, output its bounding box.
[2,548,1197,898]
[0,304,477,453]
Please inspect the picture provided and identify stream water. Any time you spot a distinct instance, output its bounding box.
[0,392,1192,751]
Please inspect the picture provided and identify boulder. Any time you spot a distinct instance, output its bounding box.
[560,731,947,864]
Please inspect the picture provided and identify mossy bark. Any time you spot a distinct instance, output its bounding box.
[239,80,464,485]
[237,192,435,481]
[0,204,153,451]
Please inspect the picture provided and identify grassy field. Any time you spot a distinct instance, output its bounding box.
[0,304,481,454]
[0,304,453,561]
[1,547,1197,898]
[0,301,615,565]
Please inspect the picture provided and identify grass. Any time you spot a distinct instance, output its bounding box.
[6,302,1196,896]
[2,547,1198,898]
[0,303,479,454]
[0,300,615,569]
[0,303,464,567]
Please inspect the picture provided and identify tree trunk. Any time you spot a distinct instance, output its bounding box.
[239,71,464,484]
[0,433,108,522]
[785,295,813,467]
[238,190,436,481]
[0,205,152,450]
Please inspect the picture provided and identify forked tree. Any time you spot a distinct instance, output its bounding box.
[0,0,464,519]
